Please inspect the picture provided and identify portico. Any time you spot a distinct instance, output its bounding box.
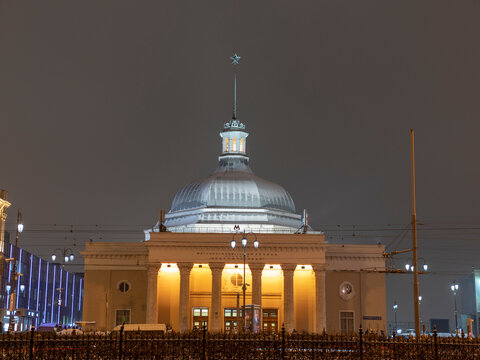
[144,231,326,332]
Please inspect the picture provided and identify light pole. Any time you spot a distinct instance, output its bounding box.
[8,210,23,331]
[230,231,258,332]
[451,282,459,333]
[418,295,423,333]
[393,301,398,333]
[51,248,74,264]
[56,287,64,329]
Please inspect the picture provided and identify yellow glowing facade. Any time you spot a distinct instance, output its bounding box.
[82,233,387,334]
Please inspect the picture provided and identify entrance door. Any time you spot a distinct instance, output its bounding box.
[224,308,242,333]
[263,309,278,333]
[192,307,209,330]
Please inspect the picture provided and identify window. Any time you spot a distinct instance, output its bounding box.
[232,138,237,151]
[231,273,243,287]
[225,138,229,152]
[224,308,242,333]
[117,281,131,294]
[115,309,131,326]
[193,307,209,330]
[240,138,244,152]
[263,309,278,333]
[340,311,354,334]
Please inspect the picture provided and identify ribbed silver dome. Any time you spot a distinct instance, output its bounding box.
[170,156,296,213]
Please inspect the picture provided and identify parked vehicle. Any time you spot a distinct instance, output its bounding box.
[112,323,166,332]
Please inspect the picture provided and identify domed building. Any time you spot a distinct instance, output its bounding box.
[82,56,386,334]
[161,118,302,233]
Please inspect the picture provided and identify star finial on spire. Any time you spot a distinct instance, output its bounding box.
[230,53,241,119]
[230,53,241,65]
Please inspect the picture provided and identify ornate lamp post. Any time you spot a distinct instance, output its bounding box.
[56,287,64,329]
[418,295,423,333]
[451,282,459,333]
[230,231,258,332]
[8,210,23,331]
[51,248,74,264]
[393,301,398,333]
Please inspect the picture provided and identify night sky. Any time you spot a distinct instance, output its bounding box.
[1,1,479,330]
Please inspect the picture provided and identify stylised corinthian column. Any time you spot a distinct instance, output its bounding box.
[250,263,264,308]
[178,262,194,332]
[313,264,327,333]
[146,263,161,324]
[209,262,225,331]
[282,264,296,332]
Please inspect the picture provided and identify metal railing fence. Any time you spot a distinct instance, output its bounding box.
[0,325,479,359]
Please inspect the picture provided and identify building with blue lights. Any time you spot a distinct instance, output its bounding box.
[0,232,83,331]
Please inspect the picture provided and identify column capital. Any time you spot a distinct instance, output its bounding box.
[209,263,225,275]
[249,263,265,272]
[312,264,327,273]
[147,263,161,274]
[281,264,297,273]
[178,262,194,273]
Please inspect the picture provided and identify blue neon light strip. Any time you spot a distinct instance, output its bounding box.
[71,274,75,322]
[27,254,33,310]
[64,272,69,308]
[8,244,13,282]
[16,248,22,309]
[50,265,56,323]
[78,278,82,311]
[44,262,49,323]
[36,259,41,312]
[57,269,63,325]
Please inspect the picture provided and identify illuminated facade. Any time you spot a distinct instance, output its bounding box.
[83,120,387,333]
[0,236,84,331]
[82,56,387,333]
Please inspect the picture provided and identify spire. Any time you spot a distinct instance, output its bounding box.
[221,54,248,156]
[230,53,241,119]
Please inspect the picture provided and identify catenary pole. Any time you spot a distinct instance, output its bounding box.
[410,129,420,337]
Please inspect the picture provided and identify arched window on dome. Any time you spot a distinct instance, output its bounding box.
[240,138,244,152]
[233,138,237,151]
[225,138,229,152]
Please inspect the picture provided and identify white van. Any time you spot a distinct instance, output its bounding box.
[112,323,166,332]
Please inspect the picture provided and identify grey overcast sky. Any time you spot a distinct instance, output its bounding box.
[1,1,479,328]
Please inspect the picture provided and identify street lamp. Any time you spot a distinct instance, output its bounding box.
[51,248,75,264]
[8,209,23,331]
[405,257,428,272]
[393,301,398,332]
[57,287,64,328]
[230,231,258,332]
[418,295,423,333]
[451,282,459,333]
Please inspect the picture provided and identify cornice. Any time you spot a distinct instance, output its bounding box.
[83,253,148,260]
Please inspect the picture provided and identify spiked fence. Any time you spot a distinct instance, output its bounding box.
[0,325,479,359]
